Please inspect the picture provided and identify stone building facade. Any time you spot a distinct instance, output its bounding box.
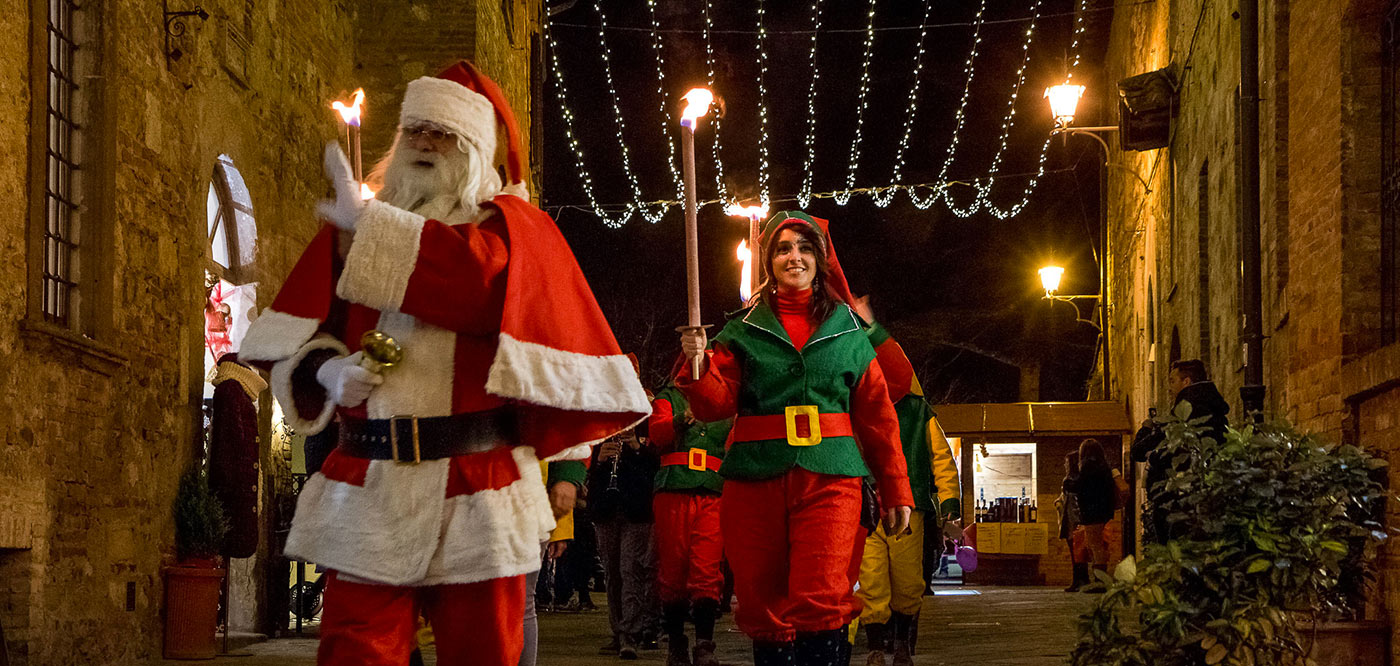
[0,1,542,664]
[1099,0,1400,654]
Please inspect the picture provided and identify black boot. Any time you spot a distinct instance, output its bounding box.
[754,640,796,666]
[889,613,914,666]
[863,622,888,665]
[1065,563,1089,592]
[693,638,720,666]
[796,628,849,666]
[693,598,720,643]
[664,602,691,664]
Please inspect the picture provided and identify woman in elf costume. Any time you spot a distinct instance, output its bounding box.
[678,211,913,666]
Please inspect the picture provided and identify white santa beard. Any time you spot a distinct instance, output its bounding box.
[372,141,502,221]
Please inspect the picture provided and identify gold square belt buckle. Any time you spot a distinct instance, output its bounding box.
[389,415,422,464]
[687,447,708,471]
[784,405,822,447]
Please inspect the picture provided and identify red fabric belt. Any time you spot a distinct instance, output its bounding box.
[730,411,853,443]
[661,448,724,472]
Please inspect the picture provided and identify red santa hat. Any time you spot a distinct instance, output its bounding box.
[399,60,527,189]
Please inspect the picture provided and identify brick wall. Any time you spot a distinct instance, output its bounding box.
[0,1,541,663]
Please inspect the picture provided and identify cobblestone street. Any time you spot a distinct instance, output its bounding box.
[149,587,1095,665]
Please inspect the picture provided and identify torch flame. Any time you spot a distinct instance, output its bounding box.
[737,240,752,303]
[360,183,376,200]
[724,203,770,222]
[680,88,714,128]
[332,89,365,127]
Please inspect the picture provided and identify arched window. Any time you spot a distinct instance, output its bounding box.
[204,155,259,396]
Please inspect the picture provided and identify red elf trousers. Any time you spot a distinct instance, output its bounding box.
[653,490,725,604]
[317,571,525,666]
[720,468,865,642]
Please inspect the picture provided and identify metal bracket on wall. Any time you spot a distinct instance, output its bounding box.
[163,0,210,63]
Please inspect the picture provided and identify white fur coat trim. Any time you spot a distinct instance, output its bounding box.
[401,77,498,158]
[337,200,424,312]
[238,309,322,363]
[487,333,652,416]
[284,447,554,587]
[269,336,348,436]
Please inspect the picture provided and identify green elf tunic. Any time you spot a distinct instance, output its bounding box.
[650,386,730,494]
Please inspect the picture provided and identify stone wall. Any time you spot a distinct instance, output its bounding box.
[0,1,541,663]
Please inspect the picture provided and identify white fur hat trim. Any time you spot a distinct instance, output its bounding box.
[400,77,497,157]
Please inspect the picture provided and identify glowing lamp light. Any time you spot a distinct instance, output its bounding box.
[680,88,714,129]
[332,89,365,127]
[1044,83,1085,127]
[360,183,376,200]
[724,203,769,222]
[737,240,752,302]
[1039,265,1065,296]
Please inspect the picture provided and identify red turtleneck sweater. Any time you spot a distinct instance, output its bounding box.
[678,288,913,510]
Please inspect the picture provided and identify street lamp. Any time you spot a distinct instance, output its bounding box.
[1038,264,1101,331]
[1038,265,1065,297]
[1044,83,1085,129]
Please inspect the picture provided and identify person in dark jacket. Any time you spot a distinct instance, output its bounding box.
[588,427,662,659]
[1066,439,1116,592]
[1056,452,1085,592]
[1130,359,1230,544]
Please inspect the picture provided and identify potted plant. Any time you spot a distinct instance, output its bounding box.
[163,468,229,660]
[1071,407,1391,666]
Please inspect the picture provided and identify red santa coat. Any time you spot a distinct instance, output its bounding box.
[240,194,649,586]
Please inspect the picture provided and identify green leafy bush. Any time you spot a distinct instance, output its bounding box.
[1071,408,1389,666]
[173,469,229,561]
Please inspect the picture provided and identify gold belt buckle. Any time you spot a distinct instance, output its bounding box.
[389,415,422,464]
[784,405,822,447]
[687,447,708,471]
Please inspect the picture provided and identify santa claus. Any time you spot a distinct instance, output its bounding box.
[239,61,649,665]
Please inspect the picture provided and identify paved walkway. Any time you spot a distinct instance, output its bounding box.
[150,587,1095,665]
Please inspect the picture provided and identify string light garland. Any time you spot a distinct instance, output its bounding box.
[831,0,879,206]
[870,0,934,208]
[645,0,684,201]
[546,26,629,228]
[912,0,988,210]
[592,0,669,224]
[755,0,772,206]
[796,0,825,208]
[702,0,730,203]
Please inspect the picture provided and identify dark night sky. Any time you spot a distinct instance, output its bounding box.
[541,0,1111,400]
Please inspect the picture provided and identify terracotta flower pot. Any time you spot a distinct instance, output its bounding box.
[163,561,225,660]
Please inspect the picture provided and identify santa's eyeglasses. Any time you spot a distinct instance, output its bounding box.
[402,126,457,143]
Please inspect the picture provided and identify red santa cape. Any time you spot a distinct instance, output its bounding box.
[240,194,650,460]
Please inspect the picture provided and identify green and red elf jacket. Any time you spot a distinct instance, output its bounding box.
[678,292,914,511]
[649,386,731,494]
[866,320,963,519]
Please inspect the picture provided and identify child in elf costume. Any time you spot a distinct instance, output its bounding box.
[679,211,913,666]
[649,383,732,666]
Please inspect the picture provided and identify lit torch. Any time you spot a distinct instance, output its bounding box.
[678,88,714,379]
[725,202,768,301]
[736,240,752,303]
[360,183,376,200]
[331,89,365,182]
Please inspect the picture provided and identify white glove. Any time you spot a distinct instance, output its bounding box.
[315,142,366,231]
[315,352,383,408]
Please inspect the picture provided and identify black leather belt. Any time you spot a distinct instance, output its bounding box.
[337,408,516,463]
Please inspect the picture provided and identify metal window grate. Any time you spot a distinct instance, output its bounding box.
[43,0,80,326]
[1383,2,1400,345]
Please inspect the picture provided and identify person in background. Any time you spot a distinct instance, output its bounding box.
[1055,452,1086,592]
[590,425,662,660]
[1067,439,1117,593]
[1131,359,1230,544]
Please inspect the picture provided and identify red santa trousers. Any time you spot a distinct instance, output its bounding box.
[317,571,525,666]
[720,469,864,642]
[653,491,725,604]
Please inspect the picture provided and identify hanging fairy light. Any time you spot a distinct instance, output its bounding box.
[546,27,634,228]
[796,0,825,208]
[912,0,988,210]
[832,0,879,206]
[702,0,730,203]
[871,0,934,208]
[592,0,668,224]
[755,0,772,207]
[963,0,1045,217]
[645,0,684,201]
